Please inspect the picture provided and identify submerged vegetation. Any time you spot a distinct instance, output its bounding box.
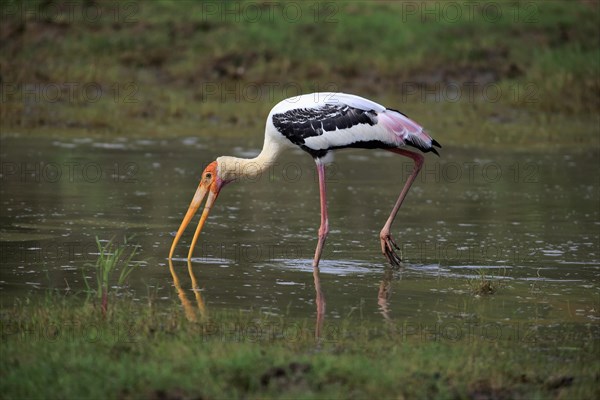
[1,0,599,148]
[468,269,506,296]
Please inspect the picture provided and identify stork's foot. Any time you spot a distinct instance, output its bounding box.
[380,234,403,267]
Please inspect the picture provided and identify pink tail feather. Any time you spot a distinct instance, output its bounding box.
[380,110,441,155]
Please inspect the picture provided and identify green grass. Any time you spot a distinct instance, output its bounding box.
[1,0,598,148]
[82,236,139,316]
[1,294,598,399]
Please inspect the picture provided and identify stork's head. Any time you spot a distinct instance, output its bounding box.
[169,160,226,260]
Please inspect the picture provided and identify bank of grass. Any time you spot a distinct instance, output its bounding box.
[1,0,599,148]
[1,294,598,399]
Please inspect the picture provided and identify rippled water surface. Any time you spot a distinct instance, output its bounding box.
[1,135,598,335]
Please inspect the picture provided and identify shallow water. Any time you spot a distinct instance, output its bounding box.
[1,134,598,340]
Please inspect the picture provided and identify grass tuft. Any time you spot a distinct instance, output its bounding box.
[83,236,140,316]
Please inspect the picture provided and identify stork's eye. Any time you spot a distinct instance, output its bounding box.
[205,173,212,180]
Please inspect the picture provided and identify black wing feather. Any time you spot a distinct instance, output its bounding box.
[272,104,377,147]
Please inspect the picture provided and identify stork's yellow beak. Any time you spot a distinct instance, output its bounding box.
[169,161,222,260]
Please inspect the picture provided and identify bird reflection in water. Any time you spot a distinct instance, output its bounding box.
[312,265,325,340]
[169,259,404,339]
[168,259,327,340]
[168,259,206,322]
[377,267,399,323]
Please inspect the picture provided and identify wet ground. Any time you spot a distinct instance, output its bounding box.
[1,134,598,339]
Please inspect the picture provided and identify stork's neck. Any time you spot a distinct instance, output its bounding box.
[216,136,284,183]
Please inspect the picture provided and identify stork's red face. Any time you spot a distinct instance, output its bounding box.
[169,161,223,260]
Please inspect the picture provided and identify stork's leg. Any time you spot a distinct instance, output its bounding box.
[380,149,424,267]
[313,162,329,268]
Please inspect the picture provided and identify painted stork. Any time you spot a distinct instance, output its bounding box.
[169,92,441,267]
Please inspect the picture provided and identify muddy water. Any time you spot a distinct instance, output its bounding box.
[1,134,598,340]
